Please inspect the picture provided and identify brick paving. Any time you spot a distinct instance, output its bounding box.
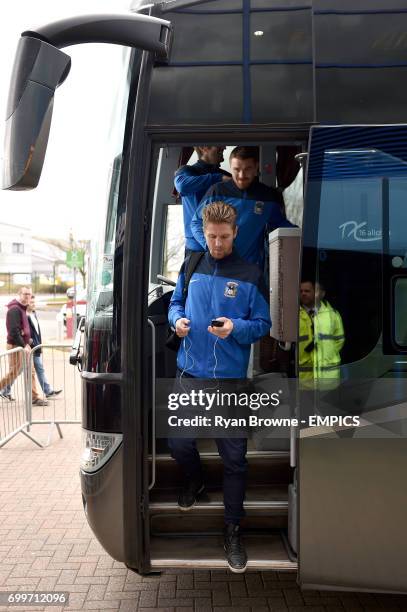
[1,425,407,611]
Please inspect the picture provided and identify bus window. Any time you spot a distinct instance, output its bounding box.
[85,48,133,375]
[311,150,384,368]
[304,136,407,375]
[163,204,184,281]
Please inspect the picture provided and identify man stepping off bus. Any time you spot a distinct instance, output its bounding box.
[168,202,271,573]
[174,146,231,255]
[191,146,295,267]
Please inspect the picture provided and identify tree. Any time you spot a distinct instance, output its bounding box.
[33,232,89,288]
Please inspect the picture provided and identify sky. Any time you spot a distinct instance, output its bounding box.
[0,0,132,242]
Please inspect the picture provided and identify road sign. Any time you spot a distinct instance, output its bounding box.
[66,249,84,269]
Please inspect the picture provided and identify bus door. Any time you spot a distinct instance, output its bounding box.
[299,125,407,592]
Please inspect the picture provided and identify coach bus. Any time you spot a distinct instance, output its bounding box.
[3,0,407,593]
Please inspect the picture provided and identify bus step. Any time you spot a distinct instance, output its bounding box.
[149,485,288,534]
[152,452,291,487]
[149,532,297,570]
[149,484,288,512]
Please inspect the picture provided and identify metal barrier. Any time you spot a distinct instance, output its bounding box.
[0,344,82,449]
[0,347,42,448]
[28,344,82,445]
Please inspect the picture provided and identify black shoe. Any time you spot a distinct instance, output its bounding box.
[178,478,204,511]
[224,523,247,573]
[32,398,48,406]
[0,393,14,401]
[46,389,62,397]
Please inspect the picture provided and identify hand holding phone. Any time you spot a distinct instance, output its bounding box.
[208,317,233,338]
[211,319,224,327]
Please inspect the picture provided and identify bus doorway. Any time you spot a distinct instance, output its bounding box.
[146,140,304,570]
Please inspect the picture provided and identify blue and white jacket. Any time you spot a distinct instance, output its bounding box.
[174,160,229,251]
[191,178,294,266]
[168,250,271,378]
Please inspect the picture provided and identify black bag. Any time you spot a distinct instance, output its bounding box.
[166,251,204,351]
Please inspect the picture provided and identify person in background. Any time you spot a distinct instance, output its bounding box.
[174,146,231,255]
[191,146,295,268]
[0,287,47,406]
[27,295,62,398]
[299,280,345,388]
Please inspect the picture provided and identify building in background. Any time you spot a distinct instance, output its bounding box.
[0,222,32,291]
[31,237,72,294]
[0,223,87,294]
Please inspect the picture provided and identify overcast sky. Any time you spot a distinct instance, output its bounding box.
[0,0,132,242]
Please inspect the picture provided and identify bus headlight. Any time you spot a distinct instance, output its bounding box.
[80,429,123,473]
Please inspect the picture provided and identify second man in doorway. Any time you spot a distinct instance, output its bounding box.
[191,146,295,267]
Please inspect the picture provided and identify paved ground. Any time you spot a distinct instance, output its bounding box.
[1,425,407,612]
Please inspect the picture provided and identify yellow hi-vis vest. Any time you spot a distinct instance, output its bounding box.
[299,301,345,389]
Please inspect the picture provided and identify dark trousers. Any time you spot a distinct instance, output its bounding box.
[168,436,247,524]
[169,369,247,524]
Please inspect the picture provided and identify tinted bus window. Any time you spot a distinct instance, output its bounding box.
[85,49,132,374]
[250,9,311,62]
[304,149,384,367]
[304,131,407,368]
[167,13,242,63]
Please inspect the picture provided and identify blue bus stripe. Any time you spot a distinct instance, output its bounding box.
[314,9,407,15]
[242,0,252,124]
[167,60,312,67]
[316,63,407,69]
[175,5,310,14]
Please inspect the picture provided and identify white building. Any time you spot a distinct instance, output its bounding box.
[0,222,31,286]
[0,223,78,291]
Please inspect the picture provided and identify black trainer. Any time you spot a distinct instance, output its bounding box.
[178,478,204,511]
[224,523,248,573]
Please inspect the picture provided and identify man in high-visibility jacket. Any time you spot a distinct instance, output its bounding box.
[299,281,345,389]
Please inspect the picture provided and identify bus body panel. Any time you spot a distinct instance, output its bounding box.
[80,445,125,562]
[299,439,407,592]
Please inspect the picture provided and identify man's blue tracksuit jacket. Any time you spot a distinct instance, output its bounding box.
[191,178,295,266]
[174,159,229,251]
[168,250,271,379]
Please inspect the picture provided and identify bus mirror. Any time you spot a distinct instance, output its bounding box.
[3,36,71,190]
[2,13,172,191]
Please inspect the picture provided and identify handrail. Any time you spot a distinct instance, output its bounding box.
[147,318,156,490]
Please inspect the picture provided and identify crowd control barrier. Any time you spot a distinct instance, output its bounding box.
[0,347,42,448]
[28,344,82,445]
[0,344,81,449]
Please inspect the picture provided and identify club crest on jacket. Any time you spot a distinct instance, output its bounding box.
[254,201,264,214]
[224,281,238,298]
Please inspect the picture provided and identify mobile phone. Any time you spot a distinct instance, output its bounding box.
[211,319,224,327]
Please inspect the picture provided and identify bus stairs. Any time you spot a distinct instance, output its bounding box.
[148,442,297,570]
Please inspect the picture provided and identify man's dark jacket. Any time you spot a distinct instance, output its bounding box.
[6,299,31,348]
[28,312,42,355]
